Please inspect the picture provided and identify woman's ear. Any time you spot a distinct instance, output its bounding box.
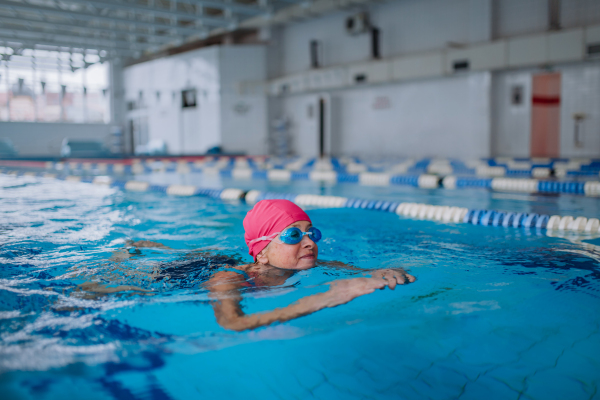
[256,248,269,265]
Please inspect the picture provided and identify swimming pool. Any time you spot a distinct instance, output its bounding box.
[1,173,599,399]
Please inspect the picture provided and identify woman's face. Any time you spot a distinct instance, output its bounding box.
[257,220,318,270]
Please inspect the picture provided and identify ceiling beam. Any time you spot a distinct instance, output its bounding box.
[0,15,176,43]
[65,0,235,27]
[1,43,129,57]
[0,61,93,72]
[0,27,152,51]
[6,59,89,68]
[0,32,140,55]
[237,0,375,29]
[181,0,266,15]
[0,1,211,35]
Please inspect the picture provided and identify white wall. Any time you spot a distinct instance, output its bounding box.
[495,0,549,38]
[491,62,600,158]
[124,47,222,155]
[280,73,491,158]
[220,46,268,155]
[278,0,493,77]
[0,122,112,156]
[271,0,494,158]
[495,0,600,37]
[173,48,222,155]
[561,0,600,29]
[560,63,600,157]
[267,0,600,158]
[491,70,532,157]
[123,45,267,155]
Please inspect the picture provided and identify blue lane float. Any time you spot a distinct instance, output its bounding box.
[11,157,600,196]
[2,168,600,234]
[30,156,600,181]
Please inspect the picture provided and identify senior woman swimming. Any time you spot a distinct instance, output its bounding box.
[206,199,415,331]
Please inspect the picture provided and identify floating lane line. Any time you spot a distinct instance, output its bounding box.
[124,181,150,191]
[2,169,599,234]
[7,156,600,180]
[443,175,600,196]
[9,158,600,196]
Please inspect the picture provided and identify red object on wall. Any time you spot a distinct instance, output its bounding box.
[531,73,561,158]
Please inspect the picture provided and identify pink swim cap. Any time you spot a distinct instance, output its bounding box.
[244,199,311,260]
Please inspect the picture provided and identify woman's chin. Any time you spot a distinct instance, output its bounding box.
[296,257,316,269]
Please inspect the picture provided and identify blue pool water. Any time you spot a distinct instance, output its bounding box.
[1,174,599,399]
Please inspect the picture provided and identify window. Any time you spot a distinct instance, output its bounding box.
[0,48,110,123]
[181,88,197,108]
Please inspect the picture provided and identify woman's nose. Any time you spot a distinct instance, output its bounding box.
[301,235,314,247]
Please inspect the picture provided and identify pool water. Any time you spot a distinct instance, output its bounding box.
[1,174,599,399]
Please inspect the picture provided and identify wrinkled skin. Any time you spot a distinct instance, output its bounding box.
[207,220,416,331]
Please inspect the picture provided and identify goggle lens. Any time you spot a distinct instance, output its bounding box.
[279,227,322,245]
[308,226,322,242]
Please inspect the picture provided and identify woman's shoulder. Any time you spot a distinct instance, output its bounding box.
[207,264,253,284]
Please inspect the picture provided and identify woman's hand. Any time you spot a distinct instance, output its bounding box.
[370,268,416,290]
[320,277,389,308]
[207,267,416,331]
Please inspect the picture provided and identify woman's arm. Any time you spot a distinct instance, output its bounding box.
[318,260,416,290]
[206,271,392,332]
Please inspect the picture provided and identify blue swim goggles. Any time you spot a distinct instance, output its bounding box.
[250,227,322,245]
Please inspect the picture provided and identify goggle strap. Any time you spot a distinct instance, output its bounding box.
[250,227,320,244]
[249,232,280,244]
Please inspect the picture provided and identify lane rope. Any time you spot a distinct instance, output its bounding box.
[2,168,599,234]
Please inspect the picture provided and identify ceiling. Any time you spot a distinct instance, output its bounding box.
[0,0,303,60]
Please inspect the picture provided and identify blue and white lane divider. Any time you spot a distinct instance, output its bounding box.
[251,191,599,233]
[42,156,600,179]
[41,162,600,196]
[116,179,246,201]
[443,176,600,196]
[3,169,599,234]
[44,159,600,196]
[11,162,600,196]
[6,162,600,197]
[95,180,600,233]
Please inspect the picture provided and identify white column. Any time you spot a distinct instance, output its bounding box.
[109,58,128,152]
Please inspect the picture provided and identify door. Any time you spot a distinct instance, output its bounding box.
[318,97,325,158]
[531,73,561,158]
[316,94,339,158]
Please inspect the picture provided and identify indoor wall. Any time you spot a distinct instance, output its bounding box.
[281,73,491,158]
[492,62,600,158]
[123,45,267,156]
[266,0,600,158]
[0,122,112,156]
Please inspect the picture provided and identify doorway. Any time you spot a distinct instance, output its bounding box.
[530,73,561,158]
[318,97,325,158]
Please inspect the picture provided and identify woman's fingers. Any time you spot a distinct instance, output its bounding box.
[327,273,415,305]
[384,269,417,285]
[394,271,407,285]
[371,277,388,290]
[384,273,397,290]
